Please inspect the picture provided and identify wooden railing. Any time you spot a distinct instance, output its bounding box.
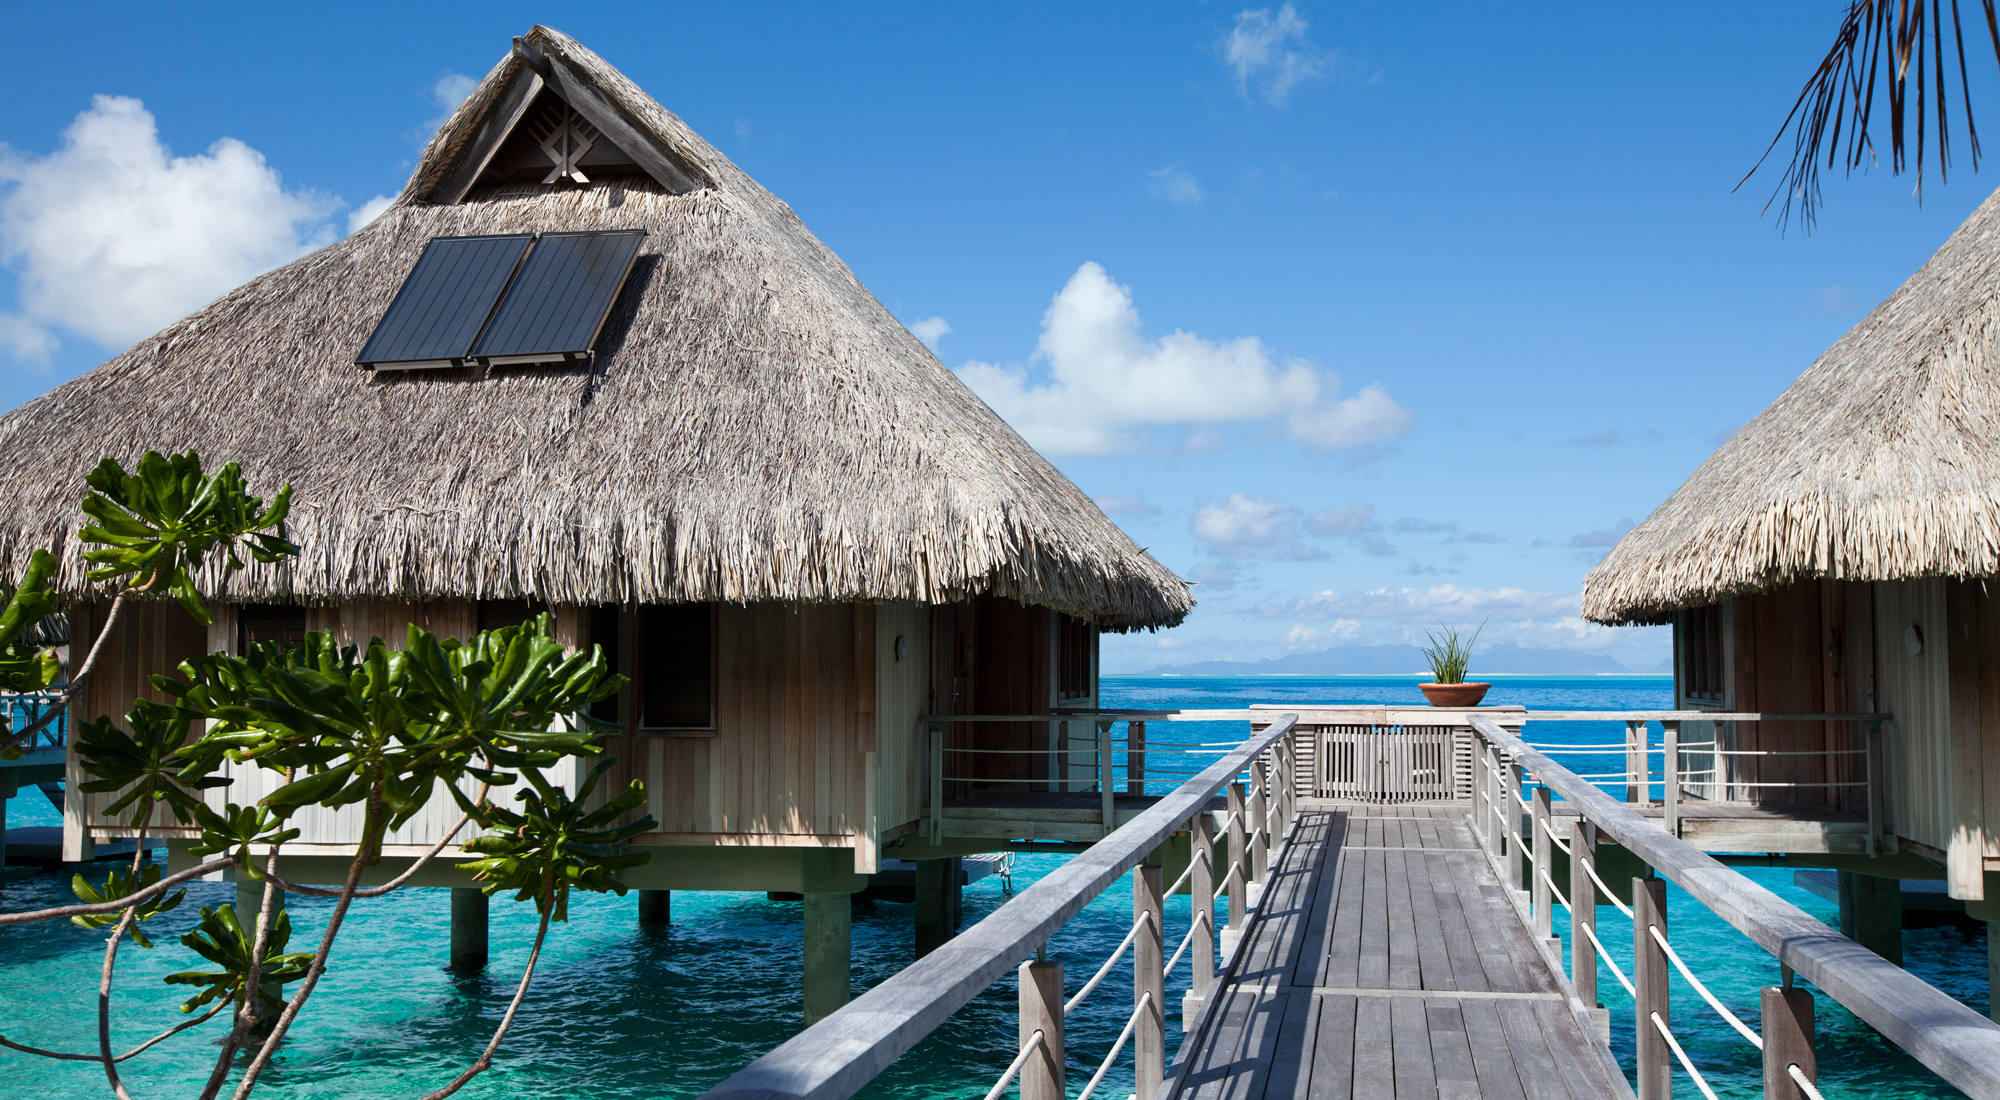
[1469,713,2000,1100]
[700,714,1300,1100]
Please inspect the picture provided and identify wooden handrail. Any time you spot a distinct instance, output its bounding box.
[1467,714,2000,1100]
[700,714,1301,1100]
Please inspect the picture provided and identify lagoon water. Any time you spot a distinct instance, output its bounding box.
[0,676,1977,1098]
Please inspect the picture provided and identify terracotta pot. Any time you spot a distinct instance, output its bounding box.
[1419,682,1491,707]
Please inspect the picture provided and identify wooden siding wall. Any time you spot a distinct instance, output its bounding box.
[66,600,211,845]
[622,601,873,844]
[875,602,931,834]
[931,597,1056,800]
[1874,579,1967,888]
[1723,582,1870,809]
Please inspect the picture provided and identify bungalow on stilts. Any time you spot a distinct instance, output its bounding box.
[0,26,1190,1023]
[1584,181,2000,1013]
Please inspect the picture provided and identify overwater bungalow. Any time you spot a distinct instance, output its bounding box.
[0,26,1190,1020]
[1582,184,2000,982]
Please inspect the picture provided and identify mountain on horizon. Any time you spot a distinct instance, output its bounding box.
[1117,642,1654,677]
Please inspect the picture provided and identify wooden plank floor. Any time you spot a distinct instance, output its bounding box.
[1168,805,1622,1100]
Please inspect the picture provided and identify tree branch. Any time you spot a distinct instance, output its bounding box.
[418,900,552,1100]
[0,1002,228,1063]
[261,800,479,899]
[0,857,234,925]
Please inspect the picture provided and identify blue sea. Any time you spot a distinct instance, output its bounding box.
[0,676,1974,1098]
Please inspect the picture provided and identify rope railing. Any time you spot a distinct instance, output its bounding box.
[1462,712,2000,1100]
[704,714,1299,1100]
[1652,1012,1724,1100]
[980,1031,1044,1100]
[1073,992,1151,1100]
[1648,923,1764,1050]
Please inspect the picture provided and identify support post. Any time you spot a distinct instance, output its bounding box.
[449,888,489,970]
[1571,819,1598,1009]
[0,774,10,874]
[1019,960,1065,1100]
[1185,813,1216,1028]
[1127,721,1146,796]
[1504,757,1524,894]
[1249,759,1270,886]
[1134,864,1165,1100]
[1837,871,1904,965]
[638,888,671,925]
[915,857,961,957]
[1663,721,1680,837]
[1634,877,1670,1100]
[1762,986,1816,1100]
[1531,786,1553,939]
[1226,782,1248,938]
[803,891,852,1026]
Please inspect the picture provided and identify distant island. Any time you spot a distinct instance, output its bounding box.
[1115,642,1671,677]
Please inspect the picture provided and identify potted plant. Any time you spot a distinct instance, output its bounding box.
[1418,621,1490,707]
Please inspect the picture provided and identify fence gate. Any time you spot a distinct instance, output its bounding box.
[1312,724,1462,802]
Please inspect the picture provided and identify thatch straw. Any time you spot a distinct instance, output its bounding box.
[1583,182,2000,626]
[0,26,1190,631]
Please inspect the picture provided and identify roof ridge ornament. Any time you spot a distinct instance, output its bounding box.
[529,104,599,185]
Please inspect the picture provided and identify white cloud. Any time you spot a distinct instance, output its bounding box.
[1188,562,1239,591]
[425,72,479,135]
[1192,492,1323,560]
[1263,583,1664,658]
[0,313,57,368]
[1094,491,1162,518]
[1222,5,1327,106]
[955,262,1412,456]
[1304,500,1374,537]
[907,315,952,350]
[735,118,754,143]
[0,95,335,358]
[1147,163,1205,206]
[347,195,394,235]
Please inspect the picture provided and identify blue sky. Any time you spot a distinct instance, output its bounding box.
[0,3,1991,673]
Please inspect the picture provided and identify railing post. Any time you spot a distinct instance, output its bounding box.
[1019,959,1065,1100]
[1277,734,1295,836]
[928,723,944,843]
[1487,744,1505,861]
[1865,719,1885,858]
[1127,720,1146,796]
[1663,720,1680,837]
[1135,864,1165,1100]
[1531,785,1553,939]
[1226,781,1249,935]
[1505,757,1525,894]
[1186,810,1216,1027]
[1473,734,1490,847]
[1249,760,1271,887]
[1099,720,1116,838]
[1626,721,1644,804]
[1571,818,1598,1011]
[1762,986,1815,1100]
[1635,876,1670,1100]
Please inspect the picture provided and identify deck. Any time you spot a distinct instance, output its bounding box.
[1168,803,1623,1100]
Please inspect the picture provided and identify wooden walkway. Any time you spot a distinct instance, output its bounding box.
[1168,804,1624,1100]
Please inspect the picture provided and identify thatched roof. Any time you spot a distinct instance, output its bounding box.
[1583,184,2000,625]
[0,26,1190,630]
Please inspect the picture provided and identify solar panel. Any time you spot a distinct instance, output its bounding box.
[356,235,533,369]
[472,230,647,366]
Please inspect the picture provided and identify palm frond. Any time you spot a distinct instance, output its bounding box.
[1746,1,2000,232]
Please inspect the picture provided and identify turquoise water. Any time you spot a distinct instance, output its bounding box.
[0,676,1976,1098]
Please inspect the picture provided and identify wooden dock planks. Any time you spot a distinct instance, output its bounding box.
[1168,804,1620,1099]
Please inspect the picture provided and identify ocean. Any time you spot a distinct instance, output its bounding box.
[0,676,1974,1098]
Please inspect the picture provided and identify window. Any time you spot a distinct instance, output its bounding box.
[1056,614,1095,703]
[1679,604,1725,704]
[639,604,714,730]
[476,599,547,632]
[238,605,309,655]
[588,605,623,725]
